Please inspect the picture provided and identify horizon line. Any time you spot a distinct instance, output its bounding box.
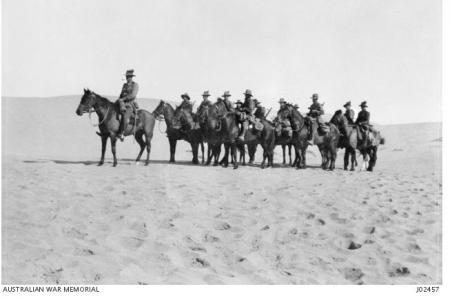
[2,94,442,127]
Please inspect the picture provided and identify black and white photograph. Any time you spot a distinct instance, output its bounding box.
[1,0,448,296]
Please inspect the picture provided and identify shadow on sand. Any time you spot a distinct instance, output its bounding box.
[22,158,327,169]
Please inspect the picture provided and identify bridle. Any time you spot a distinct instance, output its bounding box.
[89,106,110,127]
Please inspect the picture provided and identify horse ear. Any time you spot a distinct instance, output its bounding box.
[83,88,87,93]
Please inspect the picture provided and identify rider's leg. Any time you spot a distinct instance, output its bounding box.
[239,120,248,141]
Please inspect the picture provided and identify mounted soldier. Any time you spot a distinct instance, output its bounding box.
[196,91,212,115]
[238,89,257,140]
[234,100,243,110]
[177,93,195,130]
[221,91,234,112]
[355,101,371,143]
[117,69,139,141]
[277,98,293,138]
[307,93,328,145]
[343,101,355,124]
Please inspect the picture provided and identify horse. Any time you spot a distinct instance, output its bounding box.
[237,106,276,168]
[277,105,310,169]
[203,102,240,169]
[153,100,204,164]
[309,116,341,171]
[331,110,385,171]
[75,89,157,166]
[273,118,293,165]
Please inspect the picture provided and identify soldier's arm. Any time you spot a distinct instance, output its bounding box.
[124,83,139,101]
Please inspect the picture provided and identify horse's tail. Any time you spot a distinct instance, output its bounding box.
[380,136,386,145]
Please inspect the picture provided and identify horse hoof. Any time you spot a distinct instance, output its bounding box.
[112,164,117,167]
[233,165,238,169]
[97,163,103,166]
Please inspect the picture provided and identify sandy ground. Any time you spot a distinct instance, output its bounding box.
[1,96,442,284]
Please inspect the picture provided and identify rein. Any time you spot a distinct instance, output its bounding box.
[89,106,110,127]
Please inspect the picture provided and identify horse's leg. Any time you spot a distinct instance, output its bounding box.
[206,144,212,165]
[232,143,238,169]
[301,146,307,169]
[282,145,286,165]
[111,137,118,167]
[98,135,108,166]
[145,133,152,166]
[261,147,267,169]
[222,144,230,167]
[191,142,199,164]
[350,149,356,171]
[344,149,349,170]
[329,148,337,171]
[201,142,205,164]
[169,138,176,163]
[360,151,368,171]
[289,144,292,165]
[368,147,377,172]
[134,133,146,164]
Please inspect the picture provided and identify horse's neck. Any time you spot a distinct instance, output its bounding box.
[164,106,175,126]
[93,95,112,120]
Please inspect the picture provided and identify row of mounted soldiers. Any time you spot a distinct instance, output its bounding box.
[174,89,372,144]
[115,69,372,144]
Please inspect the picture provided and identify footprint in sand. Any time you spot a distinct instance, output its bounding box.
[342,267,364,283]
[120,221,148,249]
[330,213,347,224]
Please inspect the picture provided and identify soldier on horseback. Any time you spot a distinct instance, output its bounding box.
[277,98,293,138]
[196,91,212,114]
[238,89,257,141]
[307,93,328,145]
[355,101,371,143]
[178,93,196,130]
[343,101,355,124]
[221,91,234,112]
[118,69,139,141]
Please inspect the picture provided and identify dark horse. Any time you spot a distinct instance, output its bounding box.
[75,89,157,166]
[277,105,340,170]
[238,106,276,168]
[203,102,240,169]
[277,105,310,169]
[153,100,204,164]
[331,110,385,171]
[273,118,293,165]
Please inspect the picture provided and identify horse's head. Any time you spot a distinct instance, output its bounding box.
[76,88,97,115]
[330,109,347,130]
[273,117,283,137]
[206,104,222,131]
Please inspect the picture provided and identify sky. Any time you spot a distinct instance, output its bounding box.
[2,0,442,124]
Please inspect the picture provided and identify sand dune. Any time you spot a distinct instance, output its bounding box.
[1,96,442,284]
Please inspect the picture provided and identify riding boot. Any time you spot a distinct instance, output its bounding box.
[239,120,248,141]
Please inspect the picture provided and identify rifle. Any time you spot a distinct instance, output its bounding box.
[265,107,273,119]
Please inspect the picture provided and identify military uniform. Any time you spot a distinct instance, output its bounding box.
[307,94,328,144]
[118,69,139,140]
[278,98,292,137]
[355,110,370,126]
[178,93,195,130]
[344,109,355,124]
[222,91,234,112]
[238,89,255,140]
[355,101,371,142]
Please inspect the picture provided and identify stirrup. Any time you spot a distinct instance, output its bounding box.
[118,134,124,142]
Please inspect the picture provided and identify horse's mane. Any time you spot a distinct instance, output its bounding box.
[86,89,113,104]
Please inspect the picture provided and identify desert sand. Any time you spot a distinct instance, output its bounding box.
[1,96,442,284]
